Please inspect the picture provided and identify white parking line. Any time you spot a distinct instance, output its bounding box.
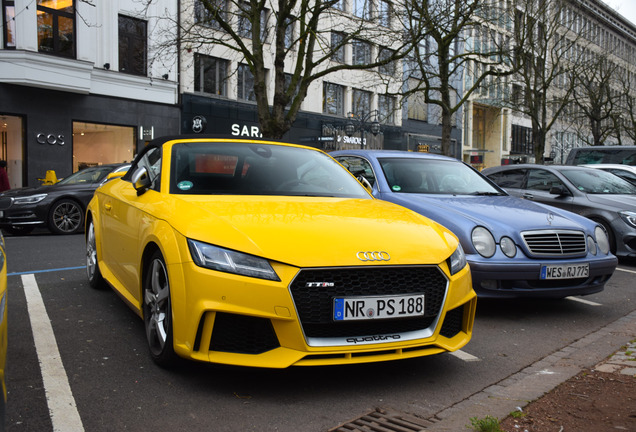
[449,349,480,362]
[616,267,636,274]
[565,296,602,306]
[22,274,85,432]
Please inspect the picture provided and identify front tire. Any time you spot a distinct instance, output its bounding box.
[86,220,106,289]
[48,199,84,234]
[143,250,177,367]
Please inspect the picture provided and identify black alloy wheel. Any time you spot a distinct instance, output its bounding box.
[49,199,84,234]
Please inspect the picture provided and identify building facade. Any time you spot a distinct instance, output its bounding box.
[0,0,179,187]
[462,0,636,169]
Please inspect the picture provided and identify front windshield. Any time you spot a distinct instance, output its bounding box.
[57,166,117,185]
[378,158,504,195]
[561,168,636,194]
[170,141,370,198]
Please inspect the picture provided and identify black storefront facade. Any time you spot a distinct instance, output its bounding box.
[180,93,409,152]
[0,83,180,188]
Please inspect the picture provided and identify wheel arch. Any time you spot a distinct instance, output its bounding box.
[589,216,617,254]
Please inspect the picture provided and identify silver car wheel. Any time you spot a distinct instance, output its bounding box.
[144,255,171,355]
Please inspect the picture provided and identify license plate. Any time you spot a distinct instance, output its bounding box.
[333,294,425,321]
[540,263,589,279]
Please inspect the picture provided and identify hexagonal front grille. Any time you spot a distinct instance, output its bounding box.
[522,230,587,257]
[289,266,448,339]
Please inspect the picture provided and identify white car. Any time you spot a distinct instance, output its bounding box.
[580,164,636,186]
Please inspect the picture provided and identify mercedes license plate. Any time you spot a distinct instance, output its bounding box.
[333,294,424,321]
[540,263,589,279]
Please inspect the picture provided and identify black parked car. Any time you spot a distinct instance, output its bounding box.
[0,164,129,235]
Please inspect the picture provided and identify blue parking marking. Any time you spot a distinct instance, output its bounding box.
[8,266,84,277]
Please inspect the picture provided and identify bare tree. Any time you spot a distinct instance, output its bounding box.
[162,0,413,139]
[401,0,517,157]
[613,65,636,145]
[571,53,620,147]
[505,0,591,163]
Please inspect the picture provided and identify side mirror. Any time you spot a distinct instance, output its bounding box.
[131,167,151,195]
[549,185,570,196]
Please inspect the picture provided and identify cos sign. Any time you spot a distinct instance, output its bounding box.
[36,133,65,146]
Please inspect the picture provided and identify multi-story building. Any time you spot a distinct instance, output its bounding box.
[178,0,462,154]
[462,0,636,169]
[0,0,179,188]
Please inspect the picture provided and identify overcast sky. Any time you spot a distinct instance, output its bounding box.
[603,0,636,26]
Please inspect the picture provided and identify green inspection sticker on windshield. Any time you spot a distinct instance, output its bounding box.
[392,185,402,191]
[178,181,193,191]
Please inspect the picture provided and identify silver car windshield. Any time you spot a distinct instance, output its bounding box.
[170,141,370,198]
[561,168,636,194]
[378,158,504,195]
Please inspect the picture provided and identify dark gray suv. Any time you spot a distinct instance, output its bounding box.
[483,164,636,258]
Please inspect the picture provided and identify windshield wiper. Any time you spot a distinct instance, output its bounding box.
[469,191,506,196]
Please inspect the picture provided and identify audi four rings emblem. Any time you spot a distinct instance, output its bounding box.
[356,251,391,261]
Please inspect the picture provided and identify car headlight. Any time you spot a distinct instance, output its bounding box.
[500,236,517,258]
[594,226,610,255]
[14,193,47,205]
[188,239,280,281]
[448,242,467,275]
[619,211,636,229]
[587,235,597,255]
[472,227,496,258]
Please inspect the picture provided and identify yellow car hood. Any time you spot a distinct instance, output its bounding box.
[168,195,456,267]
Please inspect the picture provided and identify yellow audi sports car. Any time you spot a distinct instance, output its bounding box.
[85,137,476,368]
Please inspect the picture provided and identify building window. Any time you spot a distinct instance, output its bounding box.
[238,3,268,40]
[119,15,147,76]
[331,0,344,10]
[238,64,256,101]
[37,0,75,57]
[331,32,345,63]
[352,88,372,114]
[323,82,344,115]
[511,124,533,155]
[378,47,396,75]
[352,0,371,20]
[194,54,228,96]
[378,94,396,125]
[378,0,391,27]
[194,0,227,29]
[352,39,371,65]
[2,1,15,48]
[284,16,295,49]
[72,122,136,172]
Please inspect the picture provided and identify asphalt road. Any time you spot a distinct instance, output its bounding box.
[4,232,636,431]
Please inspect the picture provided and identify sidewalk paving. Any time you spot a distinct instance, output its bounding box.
[425,310,636,431]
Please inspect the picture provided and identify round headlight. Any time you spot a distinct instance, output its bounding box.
[595,226,610,255]
[500,236,517,258]
[472,227,496,258]
[587,235,597,255]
